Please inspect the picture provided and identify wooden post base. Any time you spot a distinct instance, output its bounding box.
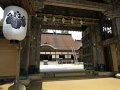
[8,83,26,90]
[26,81,42,90]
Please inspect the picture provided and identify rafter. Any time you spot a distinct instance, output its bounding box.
[38,13,99,24]
[33,0,112,12]
[35,13,99,30]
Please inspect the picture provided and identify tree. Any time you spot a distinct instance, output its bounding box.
[41,29,48,33]
[61,30,69,34]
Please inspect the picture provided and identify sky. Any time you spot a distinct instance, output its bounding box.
[0,7,82,40]
[69,31,82,40]
[0,7,3,20]
[48,30,82,40]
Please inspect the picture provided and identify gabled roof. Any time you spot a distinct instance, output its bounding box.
[41,33,82,50]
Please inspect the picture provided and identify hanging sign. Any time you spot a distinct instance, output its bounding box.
[3,6,28,41]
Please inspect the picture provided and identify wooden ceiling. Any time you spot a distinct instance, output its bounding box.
[0,0,112,16]
[39,5,102,19]
[0,0,34,14]
[33,0,113,21]
[1,0,118,31]
[32,0,112,12]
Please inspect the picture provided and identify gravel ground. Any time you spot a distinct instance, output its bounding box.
[40,64,84,72]
[43,78,120,90]
[1,78,120,90]
[0,83,13,90]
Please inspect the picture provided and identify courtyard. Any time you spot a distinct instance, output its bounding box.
[43,78,120,90]
[40,61,84,72]
[0,78,120,90]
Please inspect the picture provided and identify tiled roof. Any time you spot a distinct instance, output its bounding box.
[41,33,82,50]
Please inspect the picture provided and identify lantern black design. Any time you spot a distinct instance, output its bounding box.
[3,6,28,41]
[6,11,26,29]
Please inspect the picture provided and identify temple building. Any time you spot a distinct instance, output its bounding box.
[40,33,82,63]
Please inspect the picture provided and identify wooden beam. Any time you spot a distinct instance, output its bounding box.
[104,9,120,18]
[41,25,84,31]
[102,37,117,46]
[37,13,99,30]
[34,0,112,12]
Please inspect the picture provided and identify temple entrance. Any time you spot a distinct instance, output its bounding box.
[1,0,120,90]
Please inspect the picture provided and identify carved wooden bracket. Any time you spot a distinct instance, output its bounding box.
[103,4,120,18]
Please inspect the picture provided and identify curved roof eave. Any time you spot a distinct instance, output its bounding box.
[41,44,58,50]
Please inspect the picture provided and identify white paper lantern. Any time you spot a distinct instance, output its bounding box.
[3,6,28,41]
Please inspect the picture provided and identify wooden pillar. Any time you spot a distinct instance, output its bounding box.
[27,81,42,90]
[95,24,105,70]
[20,15,32,76]
[91,24,105,70]
[112,18,120,71]
[110,43,118,72]
[28,17,36,74]
[90,25,98,68]
[96,24,105,65]
[39,26,42,70]
[35,24,41,72]
[103,7,120,71]
[26,15,31,75]
[116,42,120,71]
[28,17,41,74]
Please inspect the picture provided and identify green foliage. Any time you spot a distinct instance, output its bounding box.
[41,29,48,33]
[61,30,69,34]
